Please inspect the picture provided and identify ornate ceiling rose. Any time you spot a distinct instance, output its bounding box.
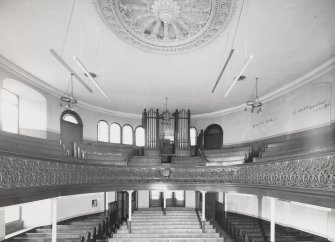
[96,0,235,53]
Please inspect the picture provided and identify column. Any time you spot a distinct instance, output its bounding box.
[224,192,228,218]
[270,197,276,242]
[0,209,5,241]
[201,191,207,233]
[51,198,58,242]
[163,191,167,215]
[127,191,133,233]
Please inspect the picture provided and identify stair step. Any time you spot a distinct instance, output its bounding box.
[14,238,82,242]
[108,238,223,242]
[131,221,211,225]
[117,228,216,234]
[120,224,213,229]
[113,233,220,238]
[25,233,84,238]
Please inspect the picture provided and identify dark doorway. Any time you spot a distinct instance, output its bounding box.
[205,192,217,222]
[204,124,223,149]
[60,110,83,156]
[149,191,185,207]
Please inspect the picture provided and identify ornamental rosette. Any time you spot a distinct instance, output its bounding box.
[96,0,235,53]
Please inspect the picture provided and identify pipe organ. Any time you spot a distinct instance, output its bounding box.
[175,109,191,156]
[142,109,160,156]
[142,108,191,157]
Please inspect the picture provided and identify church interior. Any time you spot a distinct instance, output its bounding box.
[0,0,335,241]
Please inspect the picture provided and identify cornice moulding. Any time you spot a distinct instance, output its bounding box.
[0,54,334,120]
[192,56,335,119]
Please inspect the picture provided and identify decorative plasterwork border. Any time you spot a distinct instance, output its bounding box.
[95,0,236,54]
[0,54,334,119]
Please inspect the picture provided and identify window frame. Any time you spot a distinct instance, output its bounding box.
[110,122,122,144]
[122,124,134,145]
[190,127,197,146]
[135,125,145,147]
[97,120,109,142]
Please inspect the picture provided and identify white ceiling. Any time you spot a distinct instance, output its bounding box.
[0,0,334,115]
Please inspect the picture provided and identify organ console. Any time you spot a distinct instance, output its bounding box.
[142,108,191,157]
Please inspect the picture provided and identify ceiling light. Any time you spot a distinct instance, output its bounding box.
[50,49,93,93]
[244,77,262,114]
[73,56,109,98]
[224,55,253,98]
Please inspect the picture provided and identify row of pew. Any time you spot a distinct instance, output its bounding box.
[218,211,329,242]
[0,130,70,161]
[0,130,136,166]
[255,133,335,163]
[202,145,252,166]
[10,213,107,242]
[75,142,135,166]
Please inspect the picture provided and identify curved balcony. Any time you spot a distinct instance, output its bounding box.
[1,151,334,208]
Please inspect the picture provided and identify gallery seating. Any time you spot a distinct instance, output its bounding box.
[203,145,251,166]
[12,213,107,242]
[255,133,335,162]
[0,130,70,160]
[77,143,136,166]
[215,203,329,242]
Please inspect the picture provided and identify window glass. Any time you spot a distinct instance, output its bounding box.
[135,127,145,146]
[97,121,109,142]
[122,125,133,145]
[62,114,78,124]
[190,127,197,146]
[110,123,121,143]
[2,89,19,134]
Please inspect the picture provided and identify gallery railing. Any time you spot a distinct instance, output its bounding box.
[0,151,334,208]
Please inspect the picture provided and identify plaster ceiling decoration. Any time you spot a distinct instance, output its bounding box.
[95,0,235,53]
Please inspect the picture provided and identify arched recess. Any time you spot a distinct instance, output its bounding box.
[60,110,83,156]
[97,120,109,142]
[122,124,133,145]
[110,122,121,144]
[204,124,223,149]
[2,79,47,138]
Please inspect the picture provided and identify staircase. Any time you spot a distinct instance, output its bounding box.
[109,208,223,241]
[128,156,161,166]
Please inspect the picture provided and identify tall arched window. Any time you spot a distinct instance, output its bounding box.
[190,127,197,146]
[2,79,47,138]
[97,120,109,142]
[110,123,121,144]
[135,126,145,147]
[122,125,133,145]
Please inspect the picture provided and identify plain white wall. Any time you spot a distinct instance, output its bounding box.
[0,209,5,240]
[57,193,105,221]
[185,191,195,208]
[21,199,52,228]
[138,191,150,208]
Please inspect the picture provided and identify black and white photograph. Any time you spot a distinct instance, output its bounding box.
[0,0,334,241]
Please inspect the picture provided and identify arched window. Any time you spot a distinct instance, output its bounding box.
[135,126,145,147]
[190,127,197,146]
[110,123,121,144]
[97,120,109,142]
[122,125,133,145]
[62,113,79,124]
[2,89,19,134]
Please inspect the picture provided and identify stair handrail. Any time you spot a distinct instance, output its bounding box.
[197,148,209,165]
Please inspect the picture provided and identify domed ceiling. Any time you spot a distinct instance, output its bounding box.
[0,0,334,116]
[96,0,234,53]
